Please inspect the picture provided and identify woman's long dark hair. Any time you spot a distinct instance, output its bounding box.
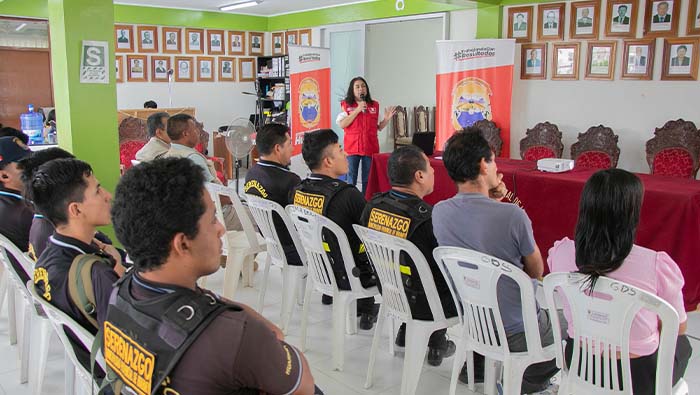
[343,76,373,106]
[575,169,643,290]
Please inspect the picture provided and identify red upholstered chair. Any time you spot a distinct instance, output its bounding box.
[118,117,147,144]
[646,119,700,178]
[119,140,146,171]
[570,125,620,169]
[519,122,564,161]
[472,119,503,157]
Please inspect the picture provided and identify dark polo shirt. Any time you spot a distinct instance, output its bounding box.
[0,186,34,283]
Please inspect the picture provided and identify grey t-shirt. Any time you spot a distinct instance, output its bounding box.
[432,192,538,334]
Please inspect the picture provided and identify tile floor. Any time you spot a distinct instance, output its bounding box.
[0,261,697,394]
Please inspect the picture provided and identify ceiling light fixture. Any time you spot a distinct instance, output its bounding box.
[15,23,27,32]
[219,0,263,12]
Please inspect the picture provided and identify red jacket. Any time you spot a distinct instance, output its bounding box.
[341,100,380,156]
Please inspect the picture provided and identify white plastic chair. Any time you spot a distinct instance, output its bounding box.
[205,183,266,299]
[286,205,379,371]
[543,272,689,395]
[245,194,307,334]
[0,234,52,394]
[354,225,459,395]
[433,246,557,395]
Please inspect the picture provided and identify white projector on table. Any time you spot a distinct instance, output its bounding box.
[537,158,574,173]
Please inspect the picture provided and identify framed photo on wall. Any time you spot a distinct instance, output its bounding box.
[508,6,534,43]
[687,0,700,35]
[538,3,566,41]
[228,31,246,55]
[115,55,124,83]
[197,56,215,82]
[137,26,158,53]
[175,56,194,82]
[126,55,147,82]
[162,27,181,54]
[219,57,236,81]
[115,25,134,53]
[207,30,225,55]
[552,42,580,79]
[605,0,637,37]
[272,32,285,55]
[286,30,299,50]
[239,58,256,82]
[644,0,679,37]
[621,39,655,79]
[570,1,599,40]
[585,41,616,79]
[299,29,312,46]
[185,28,204,54]
[661,38,699,80]
[151,56,170,82]
[521,43,547,79]
[249,32,264,56]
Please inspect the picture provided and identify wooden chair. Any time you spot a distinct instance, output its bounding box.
[393,106,411,148]
[471,119,503,157]
[118,117,148,172]
[571,125,620,169]
[414,105,430,134]
[520,121,564,161]
[646,119,700,178]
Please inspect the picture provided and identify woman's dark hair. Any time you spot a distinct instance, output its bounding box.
[30,158,93,226]
[19,147,75,200]
[575,169,643,290]
[388,145,428,186]
[301,129,338,171]
[111,157,206,272]
[256,123,289,156]
[343,76,373,106]
[443,128,492,183]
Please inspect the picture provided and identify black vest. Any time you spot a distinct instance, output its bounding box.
[364,191,431,241]
[293,177,353,215]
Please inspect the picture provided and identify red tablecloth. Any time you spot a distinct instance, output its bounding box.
[366,153,700,311]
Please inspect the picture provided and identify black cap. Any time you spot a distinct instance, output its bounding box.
[0,136,31,167]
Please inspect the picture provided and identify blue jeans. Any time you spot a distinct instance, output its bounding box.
[347,155,372,195]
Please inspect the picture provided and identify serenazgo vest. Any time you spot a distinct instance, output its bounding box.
[341,100,380,156]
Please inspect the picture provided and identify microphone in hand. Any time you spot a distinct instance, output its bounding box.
[360,94,366,113]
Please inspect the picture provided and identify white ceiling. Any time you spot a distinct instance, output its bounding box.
[114,0,378,16]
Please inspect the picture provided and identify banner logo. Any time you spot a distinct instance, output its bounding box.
[298,77,321,128]
[298,53,321,63]
[453,47,497,62]
[451,77,493,130]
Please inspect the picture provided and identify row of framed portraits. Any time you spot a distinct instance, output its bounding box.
[115,55,257,83]
[114,25,312,56]
[520,37,699,80]
[507,0,700,43]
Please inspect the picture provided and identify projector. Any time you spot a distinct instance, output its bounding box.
[537,158,574,173]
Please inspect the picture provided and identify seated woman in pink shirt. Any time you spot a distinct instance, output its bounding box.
[548,169,691,395]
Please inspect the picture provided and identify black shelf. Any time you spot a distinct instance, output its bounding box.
[255,55,290,129]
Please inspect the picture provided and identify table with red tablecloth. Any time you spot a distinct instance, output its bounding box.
[366,153,700,311]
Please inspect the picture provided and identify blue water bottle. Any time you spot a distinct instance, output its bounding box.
[20,104,45,145]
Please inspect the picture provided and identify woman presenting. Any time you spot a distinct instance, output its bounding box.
[337,77,395,194]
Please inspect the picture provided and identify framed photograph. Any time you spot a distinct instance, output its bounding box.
[661,38,699,80]
[570,1,599,39]
[272,32,285,55]
[185,28,204,54]
[162,27,181,54]
[286,30,299,50]
[585,41,616,79]
[136,26,158,53]
[521,43,547,79]
[228,31,246,56]
[538,3,566,41]
[687,0,700,35]
[126,55,147,82]
[151,56,170,82]
[621,39,655,79]
[197,56,215,82]
[249,32,264,56]
[207,30,225,55]
[299,29,312,46]
[552,42,580,79]
[605,0,637,37]
[174,56,194,82]
[644,0,679,37]
[115,25,134,53]
[115,55,124,83]
[508,6,534,43]
[238,57,256,82]
[219,57,236,82]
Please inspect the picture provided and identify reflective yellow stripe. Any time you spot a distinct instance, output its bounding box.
[400,265,411,276]
[358,243,365,254]
[323,242,330,252]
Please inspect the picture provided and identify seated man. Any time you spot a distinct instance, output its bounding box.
[361,145,456,366]
[293,129,378,330]
[432,130,559,394]
[135,112,170,162]
[0,136,33,283]
[244,123,302,265]
[108,157,316,395]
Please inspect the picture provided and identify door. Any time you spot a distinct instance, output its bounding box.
[0,48,53,129]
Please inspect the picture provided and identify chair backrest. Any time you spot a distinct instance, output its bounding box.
[119,140,146,170]
[411,132,436,156]
[414,105,430,133]
[118,117,148,144]
[469,119,503,157]
[543,273,679,394]
[433,246,546,361]
[571,125,621,169]
[393,106,408,139]
[520,121,564,161]
[353,225,446,323]
[205,183,262,255]
[245,194,306,267]
[0,233,34,291]
[645,119,700,178]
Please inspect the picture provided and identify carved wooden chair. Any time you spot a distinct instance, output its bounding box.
[471,120,503,157]
[646,119,700,178]
[393,106,411,148]
[571,125,620,169]
[414,105,430,134]
[118,117,148,172]
[519,122,564,161]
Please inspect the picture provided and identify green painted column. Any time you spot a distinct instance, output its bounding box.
[48,0,120,195]
[476,5,504,39]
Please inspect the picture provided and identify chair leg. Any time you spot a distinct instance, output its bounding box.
[280,267,297,334]
[332,294,346,371]
[8,288,17,345]
[30,317,51,395]
[449,338,469,395]
[388,317,396,356]
[20,300,31,383]
[299,278,314,352]
[346,299,357,335]
[256,253,272,312]
[365,304,387,389]
[484,357,501,395]
[0,269,7,317]
[501,359,526,395]
[222,251,243,300]
[297,273,306,306]
[401,323,431,395]
[64,356,75,395]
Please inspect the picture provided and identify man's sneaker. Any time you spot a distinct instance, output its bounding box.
[395,323,406,348]
[426,339,456,366]
[458,362,485,384]
[322,294,333,305]
[359,313,378,330]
